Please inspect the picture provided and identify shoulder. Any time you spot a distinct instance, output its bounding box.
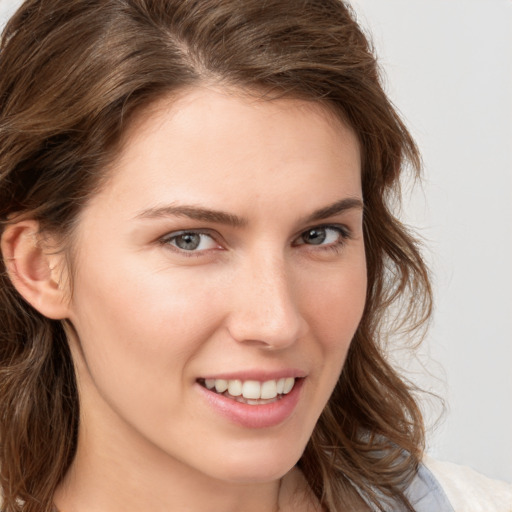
[422,454,512,512]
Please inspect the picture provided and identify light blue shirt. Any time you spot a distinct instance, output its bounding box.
[364,462,454,511]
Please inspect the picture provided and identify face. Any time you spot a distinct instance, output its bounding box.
[64,87,366,484]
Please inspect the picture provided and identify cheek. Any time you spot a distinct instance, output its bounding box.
[66,263,226,437]
[296,259,367,401]
[301,259,367,348]
[70,264,219,360]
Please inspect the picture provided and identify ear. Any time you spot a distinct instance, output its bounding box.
[1,220,70,320]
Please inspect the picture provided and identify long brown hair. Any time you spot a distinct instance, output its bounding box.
[0,1,431,510]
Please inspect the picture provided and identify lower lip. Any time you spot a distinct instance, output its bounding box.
[196,379,304,429]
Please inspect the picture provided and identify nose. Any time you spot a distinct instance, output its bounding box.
[225,253,307,350]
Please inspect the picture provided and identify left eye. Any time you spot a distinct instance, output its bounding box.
[163,231,219,252]
[295,226,346,246]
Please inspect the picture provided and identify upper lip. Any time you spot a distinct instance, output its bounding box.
[198,369,307,381]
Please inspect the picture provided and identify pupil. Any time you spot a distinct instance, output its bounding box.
[176,233,200,250]
[304,228,326,245]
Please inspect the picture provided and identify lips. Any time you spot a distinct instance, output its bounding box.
[196,374,305,428]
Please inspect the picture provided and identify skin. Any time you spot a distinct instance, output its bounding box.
[48,87,367,512]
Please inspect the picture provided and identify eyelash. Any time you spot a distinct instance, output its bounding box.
[159,224,351,257]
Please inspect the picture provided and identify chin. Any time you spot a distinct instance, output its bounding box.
[199,436,307,484]
[217,462,298,485]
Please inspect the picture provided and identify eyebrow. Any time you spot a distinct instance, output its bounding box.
[135,204,247,227]
[303,197,364,223]
[135,197,363,227]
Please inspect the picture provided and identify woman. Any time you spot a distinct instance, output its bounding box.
[0,1,508,511]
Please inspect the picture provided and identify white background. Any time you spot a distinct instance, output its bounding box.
[2,0,511,482]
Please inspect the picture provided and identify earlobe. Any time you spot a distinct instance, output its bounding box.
[1,220,70,320]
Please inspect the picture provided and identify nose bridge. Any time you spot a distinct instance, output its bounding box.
[227,249,304,348]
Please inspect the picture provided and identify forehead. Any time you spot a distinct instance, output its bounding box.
[117,86,359,163]
[88,86,362,220]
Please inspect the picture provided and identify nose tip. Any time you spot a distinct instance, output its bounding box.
[226,261,305,350]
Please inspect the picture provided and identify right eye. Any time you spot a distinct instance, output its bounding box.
[161,231,220,253]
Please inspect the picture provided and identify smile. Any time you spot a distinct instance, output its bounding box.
[198,377,296,405]
[197,375,304,428]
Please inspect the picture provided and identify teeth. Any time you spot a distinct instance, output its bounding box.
[228,379,242,396]
[203,377,296,400]
[283,377,295,394]
[261,380,277,399]
[242,380,261,399]
[214,379,228,393]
